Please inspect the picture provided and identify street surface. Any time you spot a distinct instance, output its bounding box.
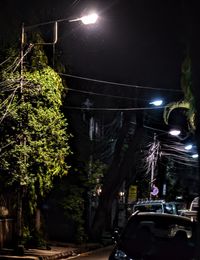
[65,245,113,260]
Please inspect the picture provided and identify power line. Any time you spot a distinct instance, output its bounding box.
[67,87,148,102]
[64,106,165,111]
[60,73,182,92]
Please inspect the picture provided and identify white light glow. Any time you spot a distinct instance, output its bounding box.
[185,144,193,150]
[81,13,98,25]
[192,154,198,159]
[150,100,163,106]
[169,129,181,136]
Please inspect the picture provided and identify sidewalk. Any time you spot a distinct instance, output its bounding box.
[0,242,104,260]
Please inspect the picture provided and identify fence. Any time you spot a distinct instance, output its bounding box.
[0,218,15,248]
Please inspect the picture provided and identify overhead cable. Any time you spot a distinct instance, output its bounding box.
[67,87,147,101]
[60,73,182,92]
[64,106,165,111]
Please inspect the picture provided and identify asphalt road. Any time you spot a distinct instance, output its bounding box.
[66,245,114,260]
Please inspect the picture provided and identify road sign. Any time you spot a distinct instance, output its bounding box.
[128,185,137,202]
[151,185,159,196]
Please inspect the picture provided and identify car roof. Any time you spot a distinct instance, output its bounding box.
[135,200,165,204]
[130,211,194,222]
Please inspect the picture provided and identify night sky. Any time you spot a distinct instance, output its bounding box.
[0,1,199,104]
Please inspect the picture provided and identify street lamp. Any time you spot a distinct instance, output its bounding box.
[192,153,199,159]
[169,129,181,136]
[149,99,163,106]
[69,13,98,25]
[22,12,98,42]
[21,12,98,68]
[18,11,98,250]
[185,144,193,150]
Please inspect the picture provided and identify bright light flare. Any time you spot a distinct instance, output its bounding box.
[185,144,193,150]
[81,13,98,25]
[149,99,163,106]
[169,129,181,136]
[192,153,198,159]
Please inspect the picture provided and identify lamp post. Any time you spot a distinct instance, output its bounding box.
[21,12,98,68]
[149,133,160,199]
[17,12,98,251]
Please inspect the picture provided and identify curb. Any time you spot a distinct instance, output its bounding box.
[38,248,81,260]
[0,257,38,260]
[0,244,108,260]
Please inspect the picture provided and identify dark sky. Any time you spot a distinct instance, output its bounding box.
[0,0,199,102]
[60,0,184,90]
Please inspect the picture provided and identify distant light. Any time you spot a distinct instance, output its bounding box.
[192,153,198,159]
[81,13,98,25]
[149,99,163,106]
[169,129,181,136]
[185,144,193,150]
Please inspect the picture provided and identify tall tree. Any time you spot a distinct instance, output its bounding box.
[0,42,71,243]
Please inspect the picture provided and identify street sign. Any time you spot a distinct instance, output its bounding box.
[128,185,137,202]
[151,185,159,196]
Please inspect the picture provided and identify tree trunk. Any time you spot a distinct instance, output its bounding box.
[91,111,145,240]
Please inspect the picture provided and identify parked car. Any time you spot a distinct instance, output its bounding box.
[132,200,178,215]
[109,211,196,260]
[190,197,199,211]
[180,197,199,221]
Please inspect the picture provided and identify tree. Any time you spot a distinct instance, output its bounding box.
[163,54,196,132]
[0,42,71,243]
[91,110,145,240]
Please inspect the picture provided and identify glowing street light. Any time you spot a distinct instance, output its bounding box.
[149,99,163,106]
[69,13,98,25]
[169,129,181,136]
[185,144,193,150]
[192,153,198,159]
[22,12,99,47]
[81,13,98,24]
[21,11,99,68]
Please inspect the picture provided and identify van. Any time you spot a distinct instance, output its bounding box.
[133,200,178,215]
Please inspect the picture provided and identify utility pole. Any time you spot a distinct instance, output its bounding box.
[15,12,98,247]
[149,133,159,199]
[15,23,25,254]
[16,20,58,250]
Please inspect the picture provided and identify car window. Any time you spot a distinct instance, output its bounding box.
[164,203,174,214]
[191,203,198,211]
[134,204,163,213]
